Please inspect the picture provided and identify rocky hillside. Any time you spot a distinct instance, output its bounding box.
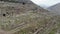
[0,0,60,34]
[0,1,48,17]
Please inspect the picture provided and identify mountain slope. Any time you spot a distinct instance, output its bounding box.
[0,1,49,16]
[0,0,60,34]
[48,3,60,15]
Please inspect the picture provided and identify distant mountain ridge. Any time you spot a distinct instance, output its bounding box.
[48,3,60,15]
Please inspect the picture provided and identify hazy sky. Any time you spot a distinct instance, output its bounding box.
[30,0,60,8]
